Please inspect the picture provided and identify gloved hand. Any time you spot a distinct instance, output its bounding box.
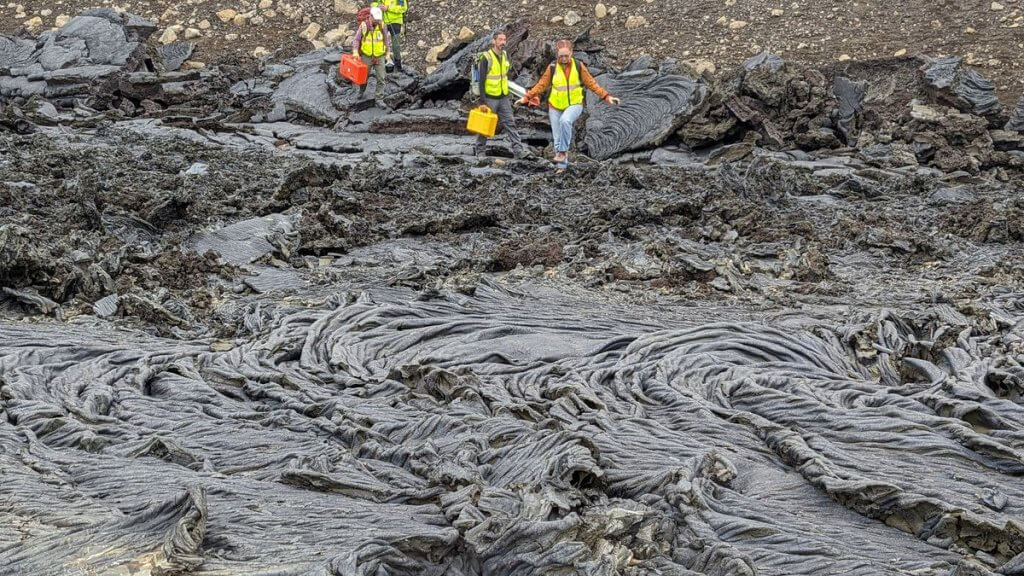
[605,95,621,105]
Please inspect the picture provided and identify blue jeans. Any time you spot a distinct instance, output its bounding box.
[548,104,584,153]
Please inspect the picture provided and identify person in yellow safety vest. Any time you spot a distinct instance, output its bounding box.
[352,6,391,106]
[380,0,407,72]
[474,32,533,159]
[520,39,621,169]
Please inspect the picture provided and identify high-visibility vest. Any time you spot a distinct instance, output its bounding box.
[549,58,584,110]
[360,22,387,57]
[382,0,407,25]
[482,50,510,98]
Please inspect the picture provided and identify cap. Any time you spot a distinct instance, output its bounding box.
[370,6,383,20]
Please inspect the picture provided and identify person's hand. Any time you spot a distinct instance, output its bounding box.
[605,95,621,105]
[516,96,529,106]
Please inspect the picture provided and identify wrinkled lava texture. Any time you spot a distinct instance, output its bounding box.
[3,10,1024,576]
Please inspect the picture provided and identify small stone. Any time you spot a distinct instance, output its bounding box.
[23,15,42,30]
[991,1,1004,10]
[54,14,70,27]
[158,27,178,44]
[988,58,1001,65]
[425,65,437,74]
[258,0,272,8]
[323,26,348,45]
[724,0,736,5]
[416,39,427,48]
[893,48,907,57]
[595,3,607,18]
[458,26,474,41]
[198,19,210,29]
[624,14,647,29]
[225,33,239,40]
[216,8,237,22]
[311,39,325,49]
[564,10,581,26]
[299,22,321,40]
[685,58,716,74]
[608,5,617,14]
[183,27,202,39]
[333,0,358,14]
[182,60,206,69]
[838,53,851,61]
[39,8,50,16]
[252,45,269,58]
[425,43,447,63]
[232,14,248,26]
[728,19,748,29]
[965,26,977,33]
[771,8,784,16]
[550,15,563,23]
[797,42,808,49]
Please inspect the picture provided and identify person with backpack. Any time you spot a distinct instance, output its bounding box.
[352,6,391,106]
[474,32,532,159]
[519,39,621,169]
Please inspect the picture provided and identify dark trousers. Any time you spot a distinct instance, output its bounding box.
[387,23,403,71]
[475,96,523,153]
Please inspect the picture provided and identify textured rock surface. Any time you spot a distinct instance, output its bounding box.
[1007,97,1024,134]
[923,56,1003,118]
[2,17,1024,572]
[583,70,706,160]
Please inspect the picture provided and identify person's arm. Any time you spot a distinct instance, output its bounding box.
[477,55,489,103]
[383,24,391,51]
[352,24,363,54]
[579,62,610,101]
[523,64,554,103]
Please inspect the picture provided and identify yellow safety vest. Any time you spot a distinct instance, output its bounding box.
[360,22,387,58]
[483,50,510,98]
[382,0,407,25]
[549,59,584,110]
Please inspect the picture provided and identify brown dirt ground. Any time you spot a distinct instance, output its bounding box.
[2,0,1023,104]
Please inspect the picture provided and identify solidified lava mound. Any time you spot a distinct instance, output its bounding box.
[2,11,1024,576]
